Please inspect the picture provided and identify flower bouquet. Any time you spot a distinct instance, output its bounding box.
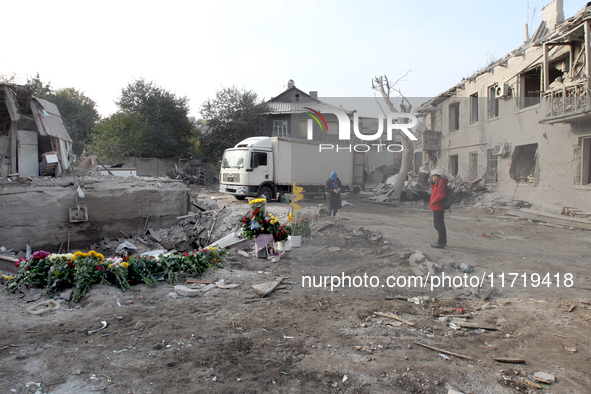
[241,199,290,243]
[4,246,226,302]
[291,217,311,238]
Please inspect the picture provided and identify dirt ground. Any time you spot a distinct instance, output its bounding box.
[1,189,591,394]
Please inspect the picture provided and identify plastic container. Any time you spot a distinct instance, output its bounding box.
[288,235,301,248]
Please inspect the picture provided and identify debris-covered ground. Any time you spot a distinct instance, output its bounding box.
[1,189,590,393]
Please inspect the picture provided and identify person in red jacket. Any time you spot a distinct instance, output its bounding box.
[429,169,448,249]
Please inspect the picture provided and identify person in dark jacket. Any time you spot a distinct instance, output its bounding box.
[325,171,342,217]
[429,169,448,249]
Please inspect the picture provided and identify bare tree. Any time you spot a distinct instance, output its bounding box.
[372,73,416,203]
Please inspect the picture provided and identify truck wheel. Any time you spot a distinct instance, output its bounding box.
[258,186,274,202]
[234,196,247,201]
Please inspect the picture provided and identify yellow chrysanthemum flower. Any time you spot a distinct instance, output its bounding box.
[121,262,129,269]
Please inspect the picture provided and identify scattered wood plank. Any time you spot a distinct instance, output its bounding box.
[185,279,212,285]
[524,378,542,389]
[494,357,526,364]
[376,252,398,259]
[553,333,568,339]
[447,314,472,319]
[176,212,199,220]
[373,312,414,326]
[503,208,591,230]
[252,277,284,298]
[460,323,499,331]
[200,284,216,293]
[413,341,472,360]
[0,255,18,263]
[568,305,576,312]
[340,234,347,247]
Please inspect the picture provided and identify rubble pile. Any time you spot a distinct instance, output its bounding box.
[311,222,392,254]
[86,208,245,257]
[161,208,245,250]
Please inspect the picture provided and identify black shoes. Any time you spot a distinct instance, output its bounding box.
[431,243,445,249]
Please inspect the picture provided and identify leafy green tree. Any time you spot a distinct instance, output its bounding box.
[89,112,145,159]
[89,78,195,159]
[0,73,17,84]
[199,86,268,163]
[26,73,52,98]
[46,88,100,154]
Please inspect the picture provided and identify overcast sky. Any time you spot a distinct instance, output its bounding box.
[3,0,586,118]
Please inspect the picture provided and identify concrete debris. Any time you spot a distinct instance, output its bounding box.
[200,284,216,293]
[115,241,138,256]
[150,208,244,252]
[409,251,426,265]
[215,279,239,289]
[328,247,341,252]
[439,259,456,269]
[533,372,555,384]
[237,250,250,257]
[457,263,474,273]
[173,285,202,297]
[168,292,179,299]
[60,290,73,301]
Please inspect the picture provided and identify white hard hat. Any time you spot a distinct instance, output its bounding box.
[430,169,443,176]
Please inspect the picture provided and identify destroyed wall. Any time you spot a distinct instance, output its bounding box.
[0,176,189,251]
[420,4,591,213]
[121,157,177,177]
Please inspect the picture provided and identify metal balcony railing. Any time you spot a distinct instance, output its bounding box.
[543,80,589,119]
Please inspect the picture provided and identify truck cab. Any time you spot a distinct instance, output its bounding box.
[219,137,275,200]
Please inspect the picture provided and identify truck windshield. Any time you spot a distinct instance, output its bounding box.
[222,150,248,169]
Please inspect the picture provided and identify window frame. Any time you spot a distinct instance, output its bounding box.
[470,93,479,125]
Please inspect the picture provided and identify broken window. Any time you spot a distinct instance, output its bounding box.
[273,120,288,136]
[486,149,498,183]
[488,85,499,119]
[469,152,478,181]
[548,57,568,88]
[520,67,541,108]
[470,93,478,124]
[510,143,538,182]
[582,137,591,185]
[449,154,458,177]
[428,112,437,130]
[449,102,460,131]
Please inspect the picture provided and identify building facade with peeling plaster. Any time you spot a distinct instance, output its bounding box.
[416,0,591,213]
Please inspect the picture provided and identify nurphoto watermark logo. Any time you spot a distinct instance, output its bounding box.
[300,100,418,153]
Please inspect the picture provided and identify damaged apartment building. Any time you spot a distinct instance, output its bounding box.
[417,0,591,212]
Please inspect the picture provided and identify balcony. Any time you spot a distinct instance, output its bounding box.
[540,80,591,124]
[422,130,441,151]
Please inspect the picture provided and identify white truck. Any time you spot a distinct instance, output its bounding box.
[219,137,364,200]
